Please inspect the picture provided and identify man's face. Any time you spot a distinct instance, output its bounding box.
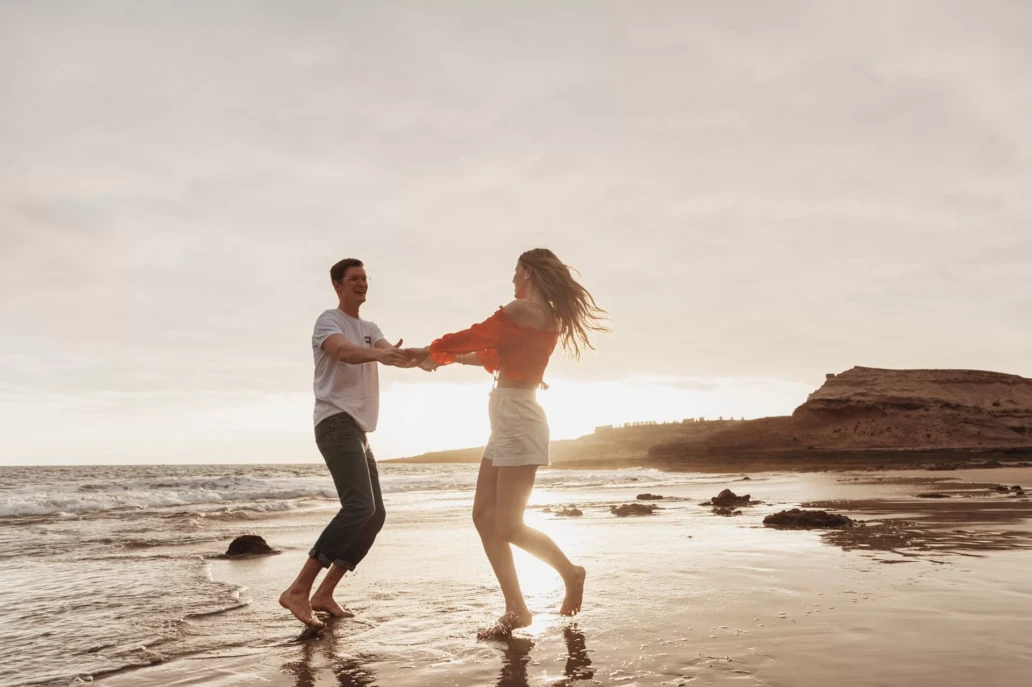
[335,266,368,304]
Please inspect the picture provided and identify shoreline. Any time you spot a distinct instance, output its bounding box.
[387,446,1032,473]
[95,465,1032,687]
[6,463,1030,686]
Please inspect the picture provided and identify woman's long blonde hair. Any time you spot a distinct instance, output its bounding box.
[519,248,609,359]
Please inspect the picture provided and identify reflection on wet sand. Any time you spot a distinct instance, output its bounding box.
[806,485,1032,559]
[495,625,593,687]
[495,635,534,687]
[560,626,595,684]
[281,619,377,687]
[280,620,593,687]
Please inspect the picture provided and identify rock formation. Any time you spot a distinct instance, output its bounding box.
[225,534,276,557]
[650,367,1032,466]
[763,509,854,529]
[610,503,659,516]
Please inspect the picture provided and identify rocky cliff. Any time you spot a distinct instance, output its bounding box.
[791,367,1032,448]
[650,367,1032,464]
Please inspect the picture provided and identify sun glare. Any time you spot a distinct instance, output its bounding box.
[374,376,811,460]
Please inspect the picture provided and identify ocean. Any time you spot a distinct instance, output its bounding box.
[0,463,695,686]
[2,463,1030,687]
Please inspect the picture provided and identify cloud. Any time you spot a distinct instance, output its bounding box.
[1,1,1030,462]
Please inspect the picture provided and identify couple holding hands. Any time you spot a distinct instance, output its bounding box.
[280,248,607,637]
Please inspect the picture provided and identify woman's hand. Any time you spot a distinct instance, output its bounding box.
[400,346,431,368]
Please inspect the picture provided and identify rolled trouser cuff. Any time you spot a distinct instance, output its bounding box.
[309,549,356,571]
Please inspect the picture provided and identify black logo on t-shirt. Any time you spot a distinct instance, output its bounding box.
[364,336,372,346]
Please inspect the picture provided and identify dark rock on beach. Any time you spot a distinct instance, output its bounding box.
[763,509,854,530]
[226,534,276,557]
[636,493,664,500]
[712,506,743,517]
[555,507,584,517]
[917,493,951,498]
[705,489,754,507]
[610,503,659,517]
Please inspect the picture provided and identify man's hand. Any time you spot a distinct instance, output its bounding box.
[399,346,431,368]
[418,357,439,372]
[376,339,410,367]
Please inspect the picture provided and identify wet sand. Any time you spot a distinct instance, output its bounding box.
[98,468,1032,687]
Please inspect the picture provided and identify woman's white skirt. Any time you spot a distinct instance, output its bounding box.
[483,387,550,467]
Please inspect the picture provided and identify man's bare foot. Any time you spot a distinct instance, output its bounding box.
[279,588,324,628]
[477,608,533,640]
[560,566,586,616]
[310,594,355,618]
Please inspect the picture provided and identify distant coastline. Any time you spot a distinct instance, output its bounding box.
[387,367,1032,472]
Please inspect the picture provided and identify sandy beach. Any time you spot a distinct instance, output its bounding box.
[5,463,1026,686]
[7,1,1032,685]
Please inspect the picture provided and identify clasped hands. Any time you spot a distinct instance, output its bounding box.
[379,342,439,372]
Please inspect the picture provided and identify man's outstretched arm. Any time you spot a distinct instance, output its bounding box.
[323,335,408,366]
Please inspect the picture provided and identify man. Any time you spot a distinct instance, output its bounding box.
[279,258,430,627]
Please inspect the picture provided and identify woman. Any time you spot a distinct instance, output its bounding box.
[418,248,608,636]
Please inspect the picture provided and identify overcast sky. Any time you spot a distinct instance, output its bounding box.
[2,1,1030,464]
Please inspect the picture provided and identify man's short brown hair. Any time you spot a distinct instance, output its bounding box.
[330,258,364,283]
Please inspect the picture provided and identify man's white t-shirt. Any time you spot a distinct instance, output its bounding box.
[312,309,385,431]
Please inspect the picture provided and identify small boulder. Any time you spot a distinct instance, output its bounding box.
[541,507,553,513]
[636,493,664,500]
[917,493,950,498]
[763,509,854,530]
[610,503,659,517]
[555,507,583,517]
[712,506,742,517]
[708,489,752,507]
[225,534,276,557]
[1011,486,1023,491]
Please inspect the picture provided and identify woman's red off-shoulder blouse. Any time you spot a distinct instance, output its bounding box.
[429,307,558,382]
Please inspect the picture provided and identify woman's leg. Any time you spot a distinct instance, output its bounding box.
[472,458,532,628]
[494,465,586,616]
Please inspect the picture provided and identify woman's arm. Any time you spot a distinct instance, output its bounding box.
[427,310,507,371]
[407,349,486,367]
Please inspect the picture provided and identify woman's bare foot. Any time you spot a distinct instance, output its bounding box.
[310,594,355,618]
[560,566,586,616]
[279,588,324,628]
[477,608,533,640]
